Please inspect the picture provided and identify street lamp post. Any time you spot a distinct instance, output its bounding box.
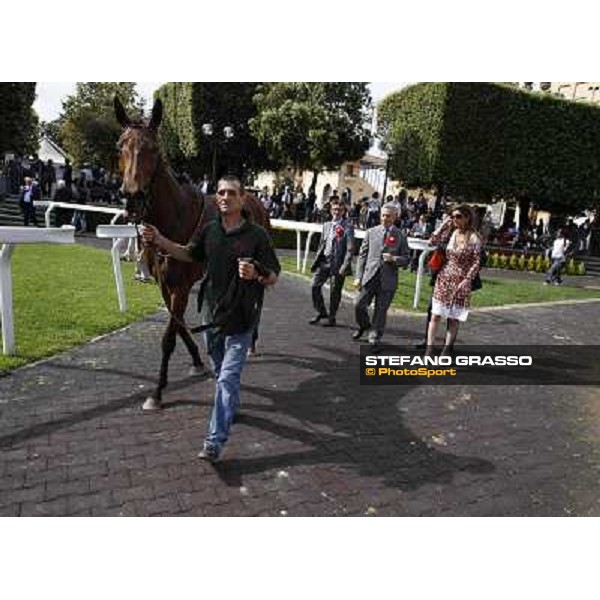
[202,123,235,185]
[381,153,395,200]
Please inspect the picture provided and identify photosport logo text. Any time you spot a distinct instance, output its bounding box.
[359,346,600,386]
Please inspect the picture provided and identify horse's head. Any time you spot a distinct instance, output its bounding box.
[114,96,163,222]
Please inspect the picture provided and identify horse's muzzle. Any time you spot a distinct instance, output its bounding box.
[124,190,147,222]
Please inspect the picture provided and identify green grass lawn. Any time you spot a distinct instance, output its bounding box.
[278,256,600,312]
[0,244,162,372]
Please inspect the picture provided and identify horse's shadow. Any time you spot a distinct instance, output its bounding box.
[210,344,495,491]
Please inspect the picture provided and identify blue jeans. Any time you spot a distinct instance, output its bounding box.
[204,328,253,454]
[546,258,565,283]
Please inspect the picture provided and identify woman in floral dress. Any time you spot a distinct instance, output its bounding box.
[426,204,482,352]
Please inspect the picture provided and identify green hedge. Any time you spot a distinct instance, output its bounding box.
[378,83,600,211]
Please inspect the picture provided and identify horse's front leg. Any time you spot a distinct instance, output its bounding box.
[178,324,211,378]
[142,317,178,411]
[171,292,211,378]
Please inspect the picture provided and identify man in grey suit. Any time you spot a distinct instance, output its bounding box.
[309,200,355,327]
[353,203,410,344]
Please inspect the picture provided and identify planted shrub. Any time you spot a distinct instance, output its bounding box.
[526,256,536,271]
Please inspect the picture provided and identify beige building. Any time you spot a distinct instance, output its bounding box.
[252,153,400,207]
[547,82,600,104]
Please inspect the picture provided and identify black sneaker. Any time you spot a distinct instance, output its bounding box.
[322,318,337,327]
[198,445,220,463]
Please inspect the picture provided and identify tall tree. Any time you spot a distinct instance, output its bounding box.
[59,83,144,170]
[0,83,38,155]
[41,118,64,147]
[250,82,373,187]
[154,82,274,180]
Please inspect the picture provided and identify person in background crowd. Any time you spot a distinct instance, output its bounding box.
[309,200,355,328]
[62,158,73,191]
[260,189,272,213]
[19,176,41,226]
[8,158,22,194]
[366,191,381,229]
[72,172,88,232]
[545,228,571,286]
[565,218,579,248]
[425,205,482,355]
[409,214,430,272]
[349,198,362,228]
[53,179,71,202]
[31,156,44,182]
[578,219,591,254]
[305,188,316,222]
[535,219,545,239]
[415,190,428,216]
[353,203,410,345]
[200,174,211,195]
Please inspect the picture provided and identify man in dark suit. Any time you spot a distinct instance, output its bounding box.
[309,199,355,327]
[353,203,410,344]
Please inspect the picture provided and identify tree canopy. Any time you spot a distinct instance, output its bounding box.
[250,82,373,178]
[378,82,600,212]
[154,82,274,180]
[0,83,38,156]
[59,82,144,170]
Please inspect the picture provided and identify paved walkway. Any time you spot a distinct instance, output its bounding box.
[1,271,599,516]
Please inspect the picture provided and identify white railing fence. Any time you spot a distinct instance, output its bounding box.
[43,201,125,228]
[96,224,138,313]
[271,219,436,309]
[0,226,75,355]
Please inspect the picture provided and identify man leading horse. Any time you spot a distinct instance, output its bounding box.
[142,175,280,462]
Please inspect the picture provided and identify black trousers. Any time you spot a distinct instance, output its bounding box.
[311,265,345,318]
[354,278,395,341]
[23,203,38,226]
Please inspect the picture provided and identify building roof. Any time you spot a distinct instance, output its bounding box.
[360,153,387,168]
[38,136,69,165]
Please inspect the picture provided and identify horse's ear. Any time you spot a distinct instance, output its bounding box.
[114,96,130,128]
[149,98,163,130]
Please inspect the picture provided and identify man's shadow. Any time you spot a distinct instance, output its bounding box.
[212,344,494,490]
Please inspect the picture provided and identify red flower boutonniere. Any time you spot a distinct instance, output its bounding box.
[384,235,396,247]
[335,225,345,239]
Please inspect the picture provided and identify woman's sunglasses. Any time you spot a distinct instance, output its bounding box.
[451,214,464,220]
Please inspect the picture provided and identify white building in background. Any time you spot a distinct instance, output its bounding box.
[38,135,69,167]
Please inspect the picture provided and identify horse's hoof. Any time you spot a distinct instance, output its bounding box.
[189,365,213,379]
[142,397,162,411]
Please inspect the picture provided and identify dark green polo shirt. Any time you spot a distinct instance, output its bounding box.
[186,217,281,311]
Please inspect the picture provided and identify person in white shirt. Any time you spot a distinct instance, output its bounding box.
[545,229,570,285]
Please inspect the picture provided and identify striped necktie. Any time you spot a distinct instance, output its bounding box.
[325,222,338,258]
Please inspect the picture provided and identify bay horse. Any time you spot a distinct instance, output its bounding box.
[114,96,269,410]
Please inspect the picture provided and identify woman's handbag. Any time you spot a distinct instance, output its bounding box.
[428,248,446,272]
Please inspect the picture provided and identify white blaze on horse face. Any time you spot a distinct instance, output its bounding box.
[120,130,157,196]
